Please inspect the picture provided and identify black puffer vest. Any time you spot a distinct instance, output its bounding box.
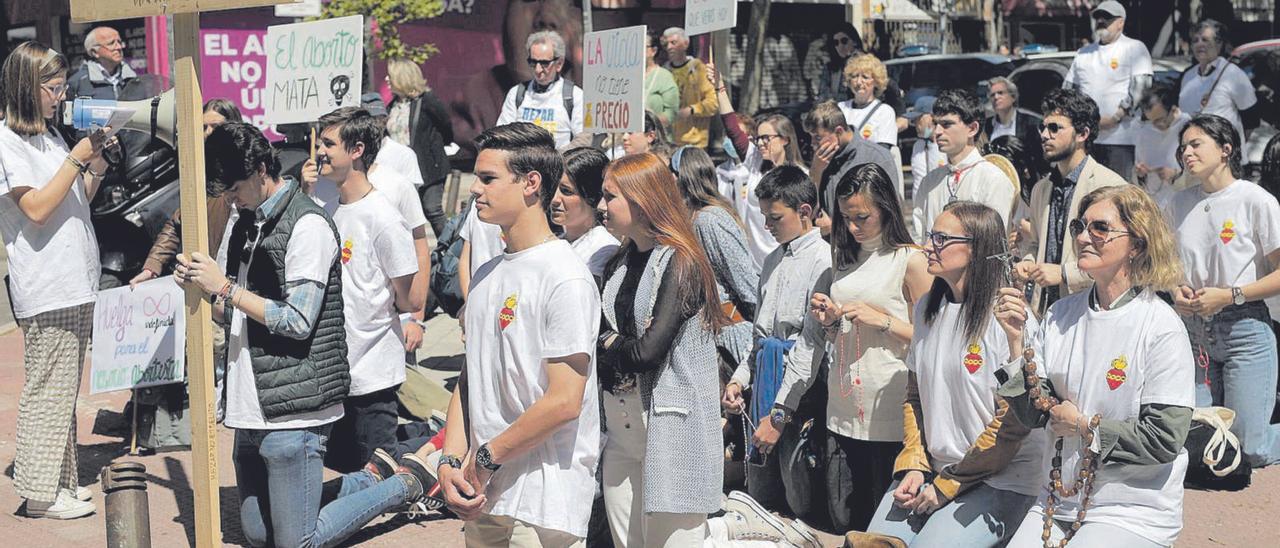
[227,182,349,420]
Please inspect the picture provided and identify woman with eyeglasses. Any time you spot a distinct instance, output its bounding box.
[0,42,115,519]
[673,147,760,382]
[1179,19,1255,144]
[809,163,932,532]
[847,201,1043,547]
[999,185,1193,548]
[705,62,805,269]
[553,147,619,280]
[643,30,679,130]
[1165,114,1280,468]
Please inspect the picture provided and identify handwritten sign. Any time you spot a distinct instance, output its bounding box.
[264,15,364,125]
[685,0,737,36]
[583,25,645,134]
[90,277,187,394]
[70,0,296,23]
[201,29,283,140]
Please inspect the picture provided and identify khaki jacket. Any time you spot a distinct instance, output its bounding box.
[1020,156,1128,314]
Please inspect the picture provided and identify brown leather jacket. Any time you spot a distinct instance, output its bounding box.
[142,195,232,275]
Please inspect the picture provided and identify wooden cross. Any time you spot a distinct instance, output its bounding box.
[70,2,299,546]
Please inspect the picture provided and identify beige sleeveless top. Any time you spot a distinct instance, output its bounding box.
[826,236,917,442]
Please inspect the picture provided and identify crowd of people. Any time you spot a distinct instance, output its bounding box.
[3,3,1280,548]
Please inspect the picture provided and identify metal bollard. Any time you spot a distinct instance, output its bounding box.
[102,461,152,548]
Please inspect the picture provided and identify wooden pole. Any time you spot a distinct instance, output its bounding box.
[173,12,221,547]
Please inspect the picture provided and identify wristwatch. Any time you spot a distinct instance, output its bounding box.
[476,443,502,471]
[438,454,463,473]
[768,406,791,428]
[1232,286,1246,306]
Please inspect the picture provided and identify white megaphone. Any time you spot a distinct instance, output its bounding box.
[61,89,177,148]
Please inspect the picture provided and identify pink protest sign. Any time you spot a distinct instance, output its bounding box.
[200,28,282,141]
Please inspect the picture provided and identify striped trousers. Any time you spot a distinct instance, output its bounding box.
[14,303,93,502]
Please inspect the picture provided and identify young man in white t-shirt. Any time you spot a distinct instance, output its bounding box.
[1134,83,1191,197]
[1063,1,1153,181]
[176,122,437,546]
[305,107,421,474]
[496,30,585,150]
[438,122,600,546]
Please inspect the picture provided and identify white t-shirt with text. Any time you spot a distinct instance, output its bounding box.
[464,239,601,536]
[496,78,585,149]
[325,192,419,396]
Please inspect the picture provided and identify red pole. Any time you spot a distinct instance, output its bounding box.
[145,15,170,88]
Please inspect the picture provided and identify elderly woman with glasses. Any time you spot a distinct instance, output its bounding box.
[999,185,1193,548]
[0,42,115,519]
[1179,19,1256,144]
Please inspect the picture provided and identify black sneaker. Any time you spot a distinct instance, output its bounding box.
[398,452,445,511]
[367,448,398,481]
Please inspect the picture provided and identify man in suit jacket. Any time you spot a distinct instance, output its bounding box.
[1016,89,1128,315]
[982,77,1043,149]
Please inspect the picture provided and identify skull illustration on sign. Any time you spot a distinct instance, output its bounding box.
[330,75,351,106]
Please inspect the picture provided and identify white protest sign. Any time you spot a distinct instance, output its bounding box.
[275,0,321,17]
[583,25,645,134]
[685,0,737,36]
[264,15,364,124]
[90,277,187,394]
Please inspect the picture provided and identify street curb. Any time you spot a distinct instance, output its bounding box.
[0,321,17,337]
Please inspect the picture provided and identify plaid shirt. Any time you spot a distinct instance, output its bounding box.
[232,179,329,340]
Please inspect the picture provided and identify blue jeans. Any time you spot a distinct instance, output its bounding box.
[1187,302,1280,467]
[233,425,412,548]
[866,480,1035,547]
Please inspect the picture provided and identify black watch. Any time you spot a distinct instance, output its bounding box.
[476,443,502,471]
[438,454,463,473]
[768,406,791,428]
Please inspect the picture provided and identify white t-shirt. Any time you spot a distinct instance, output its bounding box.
[0,122,99,319]
[1179,57,1257,143]
[1134,111,1189,180]
[460,205,506,275]
[464,239,601,536]
[1165,180,1280,290]
[912,148,1016,242]
[569,224,619,279]
[733,143,782,269]
[325,192,418,396]
[313,171,426,233]
[1030,290,1194,546]
[906,299,1045,497]
[838,99,898,147]
[1065,35,1153,145]
[225,214,344,430]
[910,138,947,203]
[375,136,426,188]
[496,78,585,149]
[990,112,1017,140]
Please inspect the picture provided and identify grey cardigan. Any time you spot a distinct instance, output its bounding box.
[602,245,724,515]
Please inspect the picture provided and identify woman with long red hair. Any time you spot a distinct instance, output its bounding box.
[595,152,730,546]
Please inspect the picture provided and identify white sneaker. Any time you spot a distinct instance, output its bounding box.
[787,519,823,548]
[63,486,92,502]
[25,491,95,519]
[724,491,790,542]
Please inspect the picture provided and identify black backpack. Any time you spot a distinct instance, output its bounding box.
[427,196,474,318]
[514,78,576,141]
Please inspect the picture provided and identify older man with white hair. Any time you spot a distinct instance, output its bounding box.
[663,27,718,148]
[68,26,136,101]
[496,30,585,150]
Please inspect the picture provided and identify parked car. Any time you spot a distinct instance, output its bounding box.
[885,53,1018,165]
[1232,40,1280,174]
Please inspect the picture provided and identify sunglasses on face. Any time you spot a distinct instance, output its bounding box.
[1039,122,1071,135]
[924,231,974,252]
[1069,218,1132,243]
[527,57,561,69]
[754,134,784,146]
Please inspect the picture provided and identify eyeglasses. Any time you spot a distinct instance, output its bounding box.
[41,82,68,96]
[1092,15,1117,25]
[97,39,124,49]
[924,231,974,252]
[1039,122,1071,135]
[527,57,561,69]
[1069,218,1132,244]
[754,134,784,146]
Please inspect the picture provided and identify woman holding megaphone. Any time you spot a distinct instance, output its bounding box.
[0,41,117,520]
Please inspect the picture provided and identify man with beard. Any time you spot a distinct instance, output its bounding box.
[1015,89,1128,315]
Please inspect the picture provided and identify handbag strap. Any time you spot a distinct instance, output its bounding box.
[1194,407,1242,476]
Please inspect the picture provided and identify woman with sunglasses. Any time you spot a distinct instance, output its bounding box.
[705,62,805,269]
[809,163,932,532]
[849,201,1043,547]
[553,147,619,280]
[595,153,731,545]
[999,185,1193,547]
[0,42,114,519]
[1165,114,1280,468]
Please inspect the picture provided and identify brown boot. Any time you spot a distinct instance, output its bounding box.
[844,530,908,548]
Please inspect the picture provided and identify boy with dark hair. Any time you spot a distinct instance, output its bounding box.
[724,165,831,519]
[912,88,1016,242]
[1016,88,1127,313]
[176,122,436,547]
[301,106,424,475]
[438,122,601,546]
[804,100,897,237]
[1135,82,1190,194]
